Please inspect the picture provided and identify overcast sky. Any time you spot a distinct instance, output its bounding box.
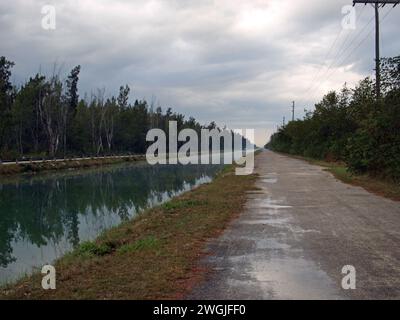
[1,0,399,146]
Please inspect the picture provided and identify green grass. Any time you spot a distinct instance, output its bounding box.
[117,236,161,254]
[326,165,354,184]
[162,199,207,211]
[75,241,114,257]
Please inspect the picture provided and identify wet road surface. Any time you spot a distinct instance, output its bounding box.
[188,150,400,299]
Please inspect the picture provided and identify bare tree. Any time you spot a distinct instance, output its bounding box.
[38,74,64,157]
[89,89,106,155]
[103,97,118,152]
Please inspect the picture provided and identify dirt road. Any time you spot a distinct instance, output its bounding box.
[189,150,400,299]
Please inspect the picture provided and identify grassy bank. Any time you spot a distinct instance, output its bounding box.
[0,165,258,299]
[282,153,400,202]
[0,155,145,176]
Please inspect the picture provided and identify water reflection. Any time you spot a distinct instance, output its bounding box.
[0,162,222,284]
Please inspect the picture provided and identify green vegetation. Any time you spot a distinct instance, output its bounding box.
[267,55,400,182]
[286,154,400,201]
[116,236,161,254]
[162,199,207,211]
[76,241,115,257]
[0,165,258,299]
[325,163,400,201]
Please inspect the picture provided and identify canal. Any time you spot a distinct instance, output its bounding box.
[0,161,223,284]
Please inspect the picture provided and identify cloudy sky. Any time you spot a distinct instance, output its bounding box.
[1,0,399,146]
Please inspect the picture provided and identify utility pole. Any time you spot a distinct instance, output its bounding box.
[291,101,295,122]
[352,0,399,99]
[374,2,380,98]
[283,116,286,127]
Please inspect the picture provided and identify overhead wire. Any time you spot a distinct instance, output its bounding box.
[307,4,395,104]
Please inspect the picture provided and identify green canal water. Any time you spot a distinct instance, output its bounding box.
[0,161,223,284]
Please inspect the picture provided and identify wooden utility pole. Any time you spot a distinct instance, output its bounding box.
[353,0,399,99]
[291,101,295,122]
[374,3,381,98]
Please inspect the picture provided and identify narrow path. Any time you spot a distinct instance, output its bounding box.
[189,150,400,299]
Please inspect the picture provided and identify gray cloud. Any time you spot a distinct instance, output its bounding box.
[1,0,399,146]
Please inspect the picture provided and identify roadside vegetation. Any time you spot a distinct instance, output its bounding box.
[325,164,400,201]
[283,154,400,201]
[0,165,258,299]
[267,55,400,184]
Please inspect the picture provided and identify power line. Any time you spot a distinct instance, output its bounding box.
[330,14,373,70]
[305,9,374,103]
[300,6,370,109]
[310,23,376,101]
[308,4,395,103]
[302,25,346,97]
[326,5,368,70]
[301,6,366,100]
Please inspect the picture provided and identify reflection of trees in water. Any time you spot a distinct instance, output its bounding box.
[0,164,221,267]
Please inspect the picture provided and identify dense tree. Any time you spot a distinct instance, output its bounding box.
[12,75,46,154]
[0,57,16,152]
[66,65,81,112]
[117,85,130,109]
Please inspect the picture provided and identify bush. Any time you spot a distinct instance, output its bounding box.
[76,241,113,256]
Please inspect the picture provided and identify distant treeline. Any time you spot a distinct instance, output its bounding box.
[0,56,245,160]
[267,55,400,181]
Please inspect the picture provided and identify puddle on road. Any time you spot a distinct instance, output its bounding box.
[246,197,292,210]
[260,173,278,184]
[242,236,291,250]
[262,178,278,184]
[241,218,290,225]
[248,254,342,299]
[223,249,342,299]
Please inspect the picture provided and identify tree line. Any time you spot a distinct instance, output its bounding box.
[267,55,400,181]
[0,56,238,160]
